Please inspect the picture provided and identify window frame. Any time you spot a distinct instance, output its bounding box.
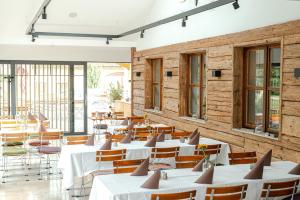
[243,44,281,134]
[150,58,163,110]
[187,53,206,119]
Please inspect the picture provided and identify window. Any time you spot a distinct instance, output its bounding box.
[187,53,207,119]
[151,59,163,110]
[244,45,281,135]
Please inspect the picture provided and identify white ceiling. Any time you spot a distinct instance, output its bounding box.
[0,0,156,47]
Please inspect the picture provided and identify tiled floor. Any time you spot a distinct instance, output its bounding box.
[0,157,90,200]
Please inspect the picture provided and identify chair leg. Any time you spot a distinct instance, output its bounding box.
[38,156,42,180]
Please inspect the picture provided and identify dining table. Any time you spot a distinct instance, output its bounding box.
[89,161,300,200]
[58,137,230,189]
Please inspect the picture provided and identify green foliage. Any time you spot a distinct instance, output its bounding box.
[108,82,123,102]
[87,65,101,88]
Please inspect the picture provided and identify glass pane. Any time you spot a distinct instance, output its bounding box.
[190,55,200,84]
[270,48,281,88]
[190,87,199,117]
[74,65,85,132]
[153,84,160,110]
[268,90,280,131]
[247,90,264,126]
[202,55,207,86]
[152,59,161,83]
[248,49,264,87]
[201,87,206,118]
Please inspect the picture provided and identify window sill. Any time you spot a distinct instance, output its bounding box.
[144,109,163,115]
[179,116,207,124]
[232,128,279,140]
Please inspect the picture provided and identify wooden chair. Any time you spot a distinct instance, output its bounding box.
[195,144,221,165]
[205,184,248,200]
[128,116,144,124]
[66,135,89,145]
[175,155,204,169]
[37,131,63,179]
[154,126,175,134]
[105,134,125,142]
[113,111,124,117]
[134,132,150,141]
[151,190,197,200]
[151,147,179,169]
[171,131,191,139]
[228,152,257,165]
[1,132,28,183]
[113,159,145,174]
[261,179,299,200]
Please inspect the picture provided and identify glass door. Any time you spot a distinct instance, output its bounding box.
[5,61,87,134]
[0,62,13,116]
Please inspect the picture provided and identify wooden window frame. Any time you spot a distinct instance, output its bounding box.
[150,58,163,110]
[187,53,206,119]
[243,44,281,134]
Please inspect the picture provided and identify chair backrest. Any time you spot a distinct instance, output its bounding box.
[113,159,145,174]
[171,131,191,139]
[261,179,299,199]
[134,127,151,133]
[195,144,221,156]
[134,132,150,141]
[96,149,127,162]
[106,134,125,142]
[206,184,248,200]
[151,147,179,159]
[153,126,175,134]
[66,135,89,145]
[175,155,204,168]
[40,131,62,141]
[113,111,124,117]
[151,190,197,200]
[1,133,27,143]
[127,116,144,120]
[228,152,257,165]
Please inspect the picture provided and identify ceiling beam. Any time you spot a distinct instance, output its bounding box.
[26,0,53,34]
[27,0,236,39]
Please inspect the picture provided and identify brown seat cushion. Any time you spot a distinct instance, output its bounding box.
[29,140,50,146]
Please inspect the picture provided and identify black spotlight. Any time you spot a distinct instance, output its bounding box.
[140,30,145,38]
[182,16,188,27]
[232,0,240,10]
[195,0,198,6]
[31,34,36,42]
[106,38,110,45]
[42,7,47,19]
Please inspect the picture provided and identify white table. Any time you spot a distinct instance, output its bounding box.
[89,161,300,200]
[58,137,229,189]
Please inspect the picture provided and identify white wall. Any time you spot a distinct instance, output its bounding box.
[0,45,131,62]
[136,0,300,50]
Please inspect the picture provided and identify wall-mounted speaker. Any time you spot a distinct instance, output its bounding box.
[166,71,173,77]
[294,68,300,78]
[212,70,221,77]
[136,72,141,77]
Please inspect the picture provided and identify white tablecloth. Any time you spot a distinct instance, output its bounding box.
[58,137,230,189]
[89,161,300,200]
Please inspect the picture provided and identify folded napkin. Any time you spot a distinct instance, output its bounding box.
[289,163,300,175]
[188,133,200,145]
[156,131,165,142]
[131,158,149,176]
[244,158,264,179]
[188,128,198,140]
[127,123,134,130]
[192,158,206,172]
[121,120,128,126]
[120,133,132,144]
[141,170,161,189]
[39,113,48,121]
[195,166,214,184]
[85,134,95,146]
[39,124,47,132]
[28,113,36,121]
[100,139,112,150]
[261,149,272,166]
[144,136,157,147]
